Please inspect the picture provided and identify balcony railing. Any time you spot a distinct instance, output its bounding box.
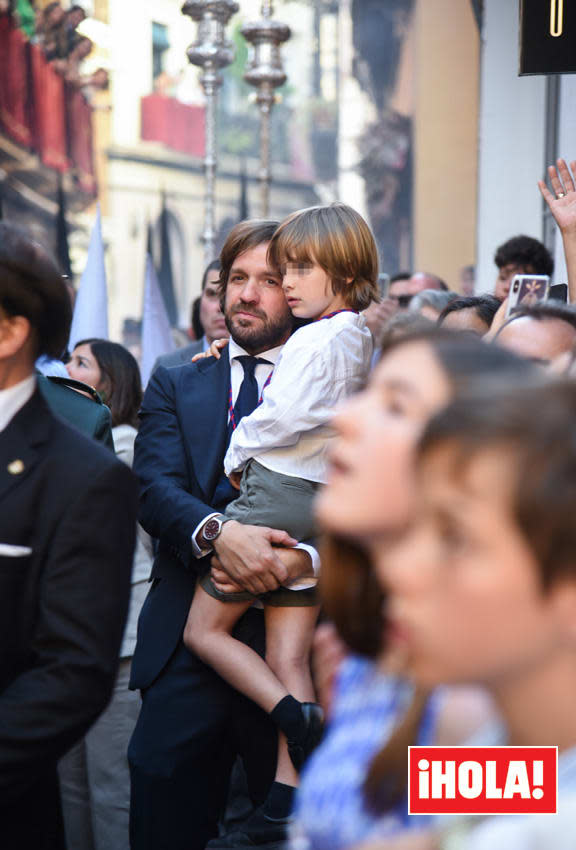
[0,12,96,197]
[141,93,205,159]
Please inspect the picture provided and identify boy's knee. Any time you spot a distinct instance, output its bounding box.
[266,649,309,679]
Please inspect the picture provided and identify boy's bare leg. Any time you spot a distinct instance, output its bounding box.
[264,603,321,787]
[183,586,290,711]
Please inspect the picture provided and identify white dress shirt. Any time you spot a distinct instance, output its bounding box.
[224,311,372,483]
[191,340,319,583]
[190,339,282,557]
[0,374,36,433]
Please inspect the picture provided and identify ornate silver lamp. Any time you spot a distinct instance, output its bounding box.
[182,0,239,265]
[242,1,291,216]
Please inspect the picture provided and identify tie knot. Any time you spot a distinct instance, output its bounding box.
[236,355,269,377]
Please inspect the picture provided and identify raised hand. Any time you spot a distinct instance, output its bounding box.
[538,158,576,236]
[538,158,576,303]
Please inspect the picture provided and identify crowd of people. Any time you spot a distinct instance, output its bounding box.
[0,0,108,90]
[2,156,576,850]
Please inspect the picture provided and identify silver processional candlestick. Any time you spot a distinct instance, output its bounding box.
[182,0,239,266]
[242,1,291,217]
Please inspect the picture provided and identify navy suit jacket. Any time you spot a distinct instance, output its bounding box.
[131,354,234,689]
[153,338,204,372]
[0,389,137,845]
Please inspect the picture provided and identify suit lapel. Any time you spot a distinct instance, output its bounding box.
[179,355,230,501]
[0,391,51,505]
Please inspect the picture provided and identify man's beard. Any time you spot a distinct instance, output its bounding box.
[225,305,292,353]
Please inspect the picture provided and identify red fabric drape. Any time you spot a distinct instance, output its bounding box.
[141,94,205,158]
[66,85,97,196]
[0,14,33,148]
[30,43,69,171]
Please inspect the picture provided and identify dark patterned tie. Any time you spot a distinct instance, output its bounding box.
[233,356,261,425]
[230,355,271,433]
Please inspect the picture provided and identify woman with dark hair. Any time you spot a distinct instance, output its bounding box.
[67,338,141,429]
[290,330,536,850]
[62,339,152,850]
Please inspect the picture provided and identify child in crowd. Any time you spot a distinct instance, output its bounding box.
[367,377,576,850]
[184,203,378,828]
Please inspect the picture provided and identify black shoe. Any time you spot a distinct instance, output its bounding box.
[205,806,291,849]
[287,702,324,772]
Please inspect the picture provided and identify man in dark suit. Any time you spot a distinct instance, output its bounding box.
[155,259,227,369]
[129,220,316,850]
[0,222,138,849]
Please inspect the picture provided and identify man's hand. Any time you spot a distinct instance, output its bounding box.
[273,546,315,585]
[212,521,298,595]
[211,545,314,595]
[210,559,246,594]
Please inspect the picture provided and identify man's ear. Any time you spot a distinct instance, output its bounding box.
[0,314,33,359]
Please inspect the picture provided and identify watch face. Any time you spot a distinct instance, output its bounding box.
[204,518,221,541]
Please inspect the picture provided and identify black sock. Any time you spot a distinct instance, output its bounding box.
[263,781,295,819]
[270,695,305,741]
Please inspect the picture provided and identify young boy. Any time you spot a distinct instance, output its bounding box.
[370,376,576,850]
[184,203,379,833]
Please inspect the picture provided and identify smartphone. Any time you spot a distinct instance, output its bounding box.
[549,283,569,303]
[378,273,390,299]
[506,275,550,317]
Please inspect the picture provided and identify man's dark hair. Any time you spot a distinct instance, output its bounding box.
[188,260,220,336]
[190,297,203,340]
[494,235,554,277]
[217,219,279,309]
[201,259,220,291]
[0,222,72,359]
[438,294,501,329]
[390,271,411,283]
[497,300,576,339]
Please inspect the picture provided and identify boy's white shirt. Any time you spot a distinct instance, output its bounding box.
[224,312,373,483]
[191,338,319,586]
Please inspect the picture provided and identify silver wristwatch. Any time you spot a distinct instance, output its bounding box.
[201,514,225,544]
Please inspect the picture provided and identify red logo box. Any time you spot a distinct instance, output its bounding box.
[408,746,557,815]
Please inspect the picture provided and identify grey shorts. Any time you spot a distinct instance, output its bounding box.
[200,460,319,607]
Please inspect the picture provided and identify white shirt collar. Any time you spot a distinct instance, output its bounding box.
[0,374,36,433]
[228,337,284,366]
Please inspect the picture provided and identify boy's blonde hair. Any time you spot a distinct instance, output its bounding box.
[268,203,380,311]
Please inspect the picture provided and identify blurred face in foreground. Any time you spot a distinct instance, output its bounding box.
[496,316,576,365]
[316,341,451,540]
[378,443,574,689]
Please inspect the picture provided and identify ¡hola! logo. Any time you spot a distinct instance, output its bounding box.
[408,747,557,815]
